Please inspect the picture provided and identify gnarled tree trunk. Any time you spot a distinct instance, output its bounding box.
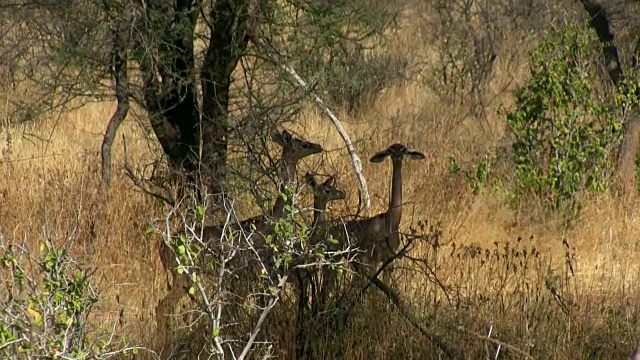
[132,0,250,202]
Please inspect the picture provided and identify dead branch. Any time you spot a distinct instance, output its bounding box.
[237,274,289,360]
[248,32,372,215]
[457,326,534,360]
[365,273,463,359]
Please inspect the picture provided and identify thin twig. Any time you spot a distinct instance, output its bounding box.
[458,326,534,360]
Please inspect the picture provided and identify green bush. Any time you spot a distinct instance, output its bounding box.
[0,236,143,358]
[504,24,638,207]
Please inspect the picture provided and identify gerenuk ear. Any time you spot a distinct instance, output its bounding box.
[406,149,426,160]
[281,129,293,144]
[370,150,391,163]
[272,129,293,147]
[304,172,317,188]
[322,176,336,188]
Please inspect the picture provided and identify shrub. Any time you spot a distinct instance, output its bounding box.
[504,24,638,208]
[0,235,144,358]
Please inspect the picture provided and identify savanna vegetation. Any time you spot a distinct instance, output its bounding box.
[2,0,640,359]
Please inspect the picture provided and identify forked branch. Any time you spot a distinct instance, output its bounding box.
[237,274,289,360]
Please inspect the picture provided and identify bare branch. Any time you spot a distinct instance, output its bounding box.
[364,273,463,359]
[237,274,289,360]
[248,33,372,215]
[457,326,534,360]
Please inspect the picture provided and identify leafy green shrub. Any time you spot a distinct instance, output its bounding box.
[0,236,143,358]
[448,154,518,208]
[504,24,638,207]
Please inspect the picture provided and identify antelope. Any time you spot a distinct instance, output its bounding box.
[305,173,346,237]
[299,172,346,283]
[294,172,346,359]
[325,143,425,279]
[224,130,324,299]
[305,173,347,302]
[157,130,323,313]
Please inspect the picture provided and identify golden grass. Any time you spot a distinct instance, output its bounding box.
[2,12,640,360]
[2,86,639,358]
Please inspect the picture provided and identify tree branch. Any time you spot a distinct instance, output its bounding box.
[248,33,372,215]
[122,135,176,207]
[365,274,463,359]
[457,326,534,360]
[237,274,289,360]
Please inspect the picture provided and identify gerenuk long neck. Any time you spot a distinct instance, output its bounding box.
[311,197,328,231]
[271,157,296,219]
[387,157,403,230]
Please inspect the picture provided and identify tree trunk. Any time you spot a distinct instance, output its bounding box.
[101,19,130,190]
[138,1,199,168]
[618,116,640,195]
[200,0,251,197]
[133,0,250,202]
[580,0,639,196]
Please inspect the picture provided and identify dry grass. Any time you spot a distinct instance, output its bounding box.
[2,10,640,360]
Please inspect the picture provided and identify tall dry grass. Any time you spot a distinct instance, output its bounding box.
[2,7,640,359]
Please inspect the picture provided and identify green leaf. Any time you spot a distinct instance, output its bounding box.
[196,205,206,218]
